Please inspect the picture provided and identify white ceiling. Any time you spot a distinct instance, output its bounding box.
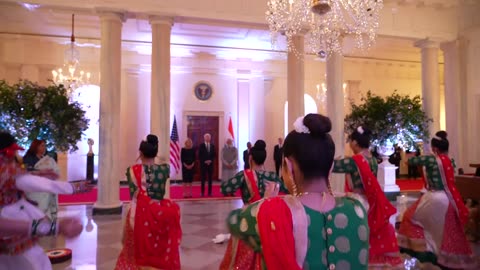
[2,0,476,61]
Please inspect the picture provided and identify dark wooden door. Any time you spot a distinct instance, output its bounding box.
[186,115,220,182]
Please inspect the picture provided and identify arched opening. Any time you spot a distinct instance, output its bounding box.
[67,84,100,181]
[284,94,318,137]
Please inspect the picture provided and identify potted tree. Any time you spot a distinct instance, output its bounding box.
[0,80,89,153]
[344,90,432,193]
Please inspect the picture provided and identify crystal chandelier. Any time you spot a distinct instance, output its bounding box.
[51,14,90,97]
[266,0,384,56]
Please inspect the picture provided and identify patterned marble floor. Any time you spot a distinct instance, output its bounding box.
[47,199,243,270]
[43,194,478,270]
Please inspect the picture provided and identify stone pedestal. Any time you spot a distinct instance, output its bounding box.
[378,158,400,194]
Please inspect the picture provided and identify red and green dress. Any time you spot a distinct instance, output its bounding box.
[227,194,370,270]
[219,170,286,270]
[0,152,84,270]
[220,170,286,204]
[114,164,182,270]
[398,154,476,269]
[333,154,403,268]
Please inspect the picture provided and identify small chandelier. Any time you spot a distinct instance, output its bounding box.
[266,0,384,57]
[52,14,90,97]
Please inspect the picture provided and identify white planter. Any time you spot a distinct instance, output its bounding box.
[376,141,400,193]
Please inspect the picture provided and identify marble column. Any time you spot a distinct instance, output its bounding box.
[237,79,250,170]
[149,16,173,163]
[120,68,142,180]
[326,52,345,193]
[287,35,305,127]
[415,39,441,144]
[93,11,125,215]
[441,40,462,167]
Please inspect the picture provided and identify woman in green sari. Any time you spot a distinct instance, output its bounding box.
[226,114,370,270]
[219,140,284,269]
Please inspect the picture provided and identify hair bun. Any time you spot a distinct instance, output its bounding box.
[253,140,266,151]
[146,134,159,146]
[0,132,16,150]
[361,126,372,136]
[303,114,332,137]
[436,131,448,140]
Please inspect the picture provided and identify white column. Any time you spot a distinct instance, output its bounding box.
[93,11,125,215]
[119,68,142,180]
[249,77,266,141]
[237,79,250,169]
[415,39,441,144]
[326,52,345,193]
[287,35,305,127]
[149,16,173,163]
[441,40,462,167]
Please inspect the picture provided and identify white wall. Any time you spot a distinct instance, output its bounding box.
[3,35,474,178]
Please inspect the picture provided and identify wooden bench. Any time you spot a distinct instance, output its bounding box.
[455,175,480,241]
[456,175,480,201]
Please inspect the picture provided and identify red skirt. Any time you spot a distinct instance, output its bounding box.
[398,192,476,269]
[219,236,262,270]
[115,198,182,270]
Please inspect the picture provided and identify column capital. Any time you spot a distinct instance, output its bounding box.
[95,8,127,22]
[125,67,142,76]
[414,38,443,49]
[440,39,461,52]
[149,15,174,26]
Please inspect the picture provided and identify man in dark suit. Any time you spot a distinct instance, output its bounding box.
[273,137,283,176]
[243,142,252,170]
[199,133,215,196]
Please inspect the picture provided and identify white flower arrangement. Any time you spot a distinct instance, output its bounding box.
[293,116,310,134]
[357,126,364,134]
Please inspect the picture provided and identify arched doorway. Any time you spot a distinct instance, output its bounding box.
[67,84,100,181]
[284,94,318,137]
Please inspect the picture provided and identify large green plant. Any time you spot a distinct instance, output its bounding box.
[345,90,432,148]
[0,80,89,152]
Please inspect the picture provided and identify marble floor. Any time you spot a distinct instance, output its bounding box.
[42,193,479,270]
[47,199,244,270]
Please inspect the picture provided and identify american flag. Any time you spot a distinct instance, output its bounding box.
[170,116,181,176]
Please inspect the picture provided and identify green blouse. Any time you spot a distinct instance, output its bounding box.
[220,170,287,204]
[332,156,378,190]
[408,155,456,191]
[127,164,170,200]
[227,196,370,270]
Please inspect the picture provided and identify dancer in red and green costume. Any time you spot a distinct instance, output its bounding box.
[0,132,89,270]
[332,126,403,269]
[115,135,181,270]
[398,131,477,269]
[219,140,285,270]
[227,114,370,270]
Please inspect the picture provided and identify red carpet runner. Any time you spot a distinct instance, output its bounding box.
[58,179,424,205]
[58,183,242,205]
